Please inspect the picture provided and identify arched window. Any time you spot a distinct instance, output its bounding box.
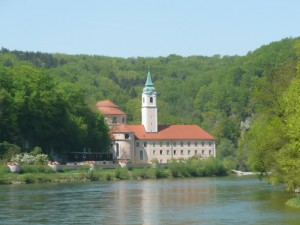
[116,143,119,157]
[150,97,153,103]
[140,149,144,160]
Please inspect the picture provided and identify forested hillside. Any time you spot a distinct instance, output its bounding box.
[0,37,299,169]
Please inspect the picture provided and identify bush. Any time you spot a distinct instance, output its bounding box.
[154,167,169,178]
[88,170,114,181]
[11,152,49,165]
[168,157,228,178]
[169,159,189,178]
[21,165,54,174]
[0,142,21,162]
[0,165,9,175]
[114,167,129,179]
[78,165,90,172]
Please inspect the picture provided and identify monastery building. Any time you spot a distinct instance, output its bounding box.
[97,70,216,164]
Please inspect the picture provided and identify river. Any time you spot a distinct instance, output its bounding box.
[0,176,299,225]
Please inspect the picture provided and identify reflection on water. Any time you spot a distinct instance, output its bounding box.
[0,176,299,225]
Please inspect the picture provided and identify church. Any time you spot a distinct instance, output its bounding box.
[96,70,216,164]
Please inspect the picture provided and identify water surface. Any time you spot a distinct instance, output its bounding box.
[0,176,299,225]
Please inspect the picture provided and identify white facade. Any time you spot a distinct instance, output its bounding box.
[133,140,216,164]
[141,70,158,133]
[141,93,158,133]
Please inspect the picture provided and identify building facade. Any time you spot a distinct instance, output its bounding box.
[97,70,216,164]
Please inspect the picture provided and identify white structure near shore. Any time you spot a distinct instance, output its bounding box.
[97,70,216,164]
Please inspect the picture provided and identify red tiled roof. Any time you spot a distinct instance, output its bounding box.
[96,100,126,115]
[111,124,134,133]
[96,100,118,108]
[111,124,215,140]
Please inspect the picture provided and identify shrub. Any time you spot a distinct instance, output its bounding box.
[78,165,90,172]
[115,167,129,179]
[11,152,49,165]
[202,157,228,176]
[0,142,21,162]
[21,165,54,174]
[169,159,189,178]
[154,167,168,178]
[168,157,228,178]
[0,165,9,175]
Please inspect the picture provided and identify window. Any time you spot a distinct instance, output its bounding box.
[136,142,140,147]
[209,142,212,147]
[195,150,198,155]
[202,150,205,154]
[116,143,119,157]
[112,117,117,124]
[153,150,156,155]
[195,142,198,147]
[180,142,184,147]
[160,150,163,155]
[122,117,125,124]
[187,142,190,147]
[173,142,176,147]
[209,150,212,155]
[144,142,147,147]
[140,150,144,160]
[202,142,204,147]
[167,150,170,155]
[125,133,129,139]
[181,150,184,155]
[153,142,156,147]
[188,150,191,155]
[150,97,153,103]
[174,150,177,155]
[166,142,170,147]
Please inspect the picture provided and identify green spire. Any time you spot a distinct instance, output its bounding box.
[143,69,156,94]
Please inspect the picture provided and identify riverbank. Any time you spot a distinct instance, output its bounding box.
[0,161,229,184]
[0,157,229,184]
[0,167,168,184]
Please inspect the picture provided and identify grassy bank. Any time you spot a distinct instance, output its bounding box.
[0,167,169,184]
[286,196,300,208]
[0,158,229,184]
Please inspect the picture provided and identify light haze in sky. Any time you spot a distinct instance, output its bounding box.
[1,0,299,57]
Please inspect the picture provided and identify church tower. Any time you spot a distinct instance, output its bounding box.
[142,70,158,133]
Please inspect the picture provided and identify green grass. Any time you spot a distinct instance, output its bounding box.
[0,159,229,185]
[286,196,300,208]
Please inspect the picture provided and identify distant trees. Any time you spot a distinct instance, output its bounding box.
[0,65,111,161]
[1,37,299,169]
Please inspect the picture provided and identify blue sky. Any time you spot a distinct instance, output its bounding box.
[1,0,300,57]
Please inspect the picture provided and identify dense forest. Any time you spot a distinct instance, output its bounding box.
[1,37,300,187]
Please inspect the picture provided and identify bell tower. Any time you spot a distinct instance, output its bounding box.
[142,69,157,133]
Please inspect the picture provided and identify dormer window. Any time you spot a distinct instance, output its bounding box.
[150,97,153,103]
